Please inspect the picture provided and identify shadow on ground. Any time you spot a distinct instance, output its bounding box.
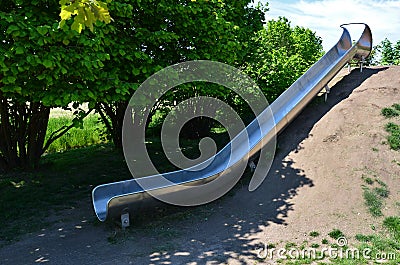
[140,67,388,264]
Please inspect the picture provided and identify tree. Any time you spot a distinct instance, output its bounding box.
[394,40,400,65]
[380,38,396,65]
[92,0,267,146]
[0,0,110,170]
[364,45,380,66]
[244,17,324,103]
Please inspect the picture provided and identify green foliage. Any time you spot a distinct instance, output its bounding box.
[362,178,388,217]
[381,104,400,151]
[383,216,400,240]
[374,38,400,65]
[380,38,396,65]
[309,231,320,237]
[0,144,130,241]
[382,107,400,118]
[45,115,107,153]
[59,0,112,33]
[94,0,267,144]
[328,229,344,239]
[373,186,389,198]
[363,189,383,217]
[363,177,374,185]
[244,17,324,103]
[0,0,110,106]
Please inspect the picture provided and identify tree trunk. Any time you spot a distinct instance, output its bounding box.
[96,101,128,149]
[0,93,50,171]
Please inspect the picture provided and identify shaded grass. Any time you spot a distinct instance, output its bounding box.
[0,144,130,243]
[0,127,233,244]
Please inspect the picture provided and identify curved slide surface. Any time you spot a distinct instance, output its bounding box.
[92,24,372,222]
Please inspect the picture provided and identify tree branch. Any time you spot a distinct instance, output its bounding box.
[42,108,93,153]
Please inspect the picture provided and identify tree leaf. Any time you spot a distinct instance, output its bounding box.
[6,25,19,34]
[42,60,53,68]
[15,46,24,55]
[60,9,73,21]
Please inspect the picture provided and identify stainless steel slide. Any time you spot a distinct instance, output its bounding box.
[92,23,372,222]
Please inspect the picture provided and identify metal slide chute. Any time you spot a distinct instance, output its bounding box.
[92,23,372,224]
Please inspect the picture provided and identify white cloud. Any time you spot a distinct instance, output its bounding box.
[257,0,400,51]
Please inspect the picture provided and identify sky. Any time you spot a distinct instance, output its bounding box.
[256,0,400,51]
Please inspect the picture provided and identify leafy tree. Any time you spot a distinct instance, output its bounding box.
[394,40,400,65]
[0,0,110,170]
[380,38,396,65]
[92,0,267,146]
[364,45,380,66]
[244,17,324,103]
[372,38,400,66]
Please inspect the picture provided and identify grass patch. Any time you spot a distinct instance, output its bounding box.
[309,231,320,237]
[374,187,389,198]
[285,242,297,249]
[362,176,374,185]
[383,216,400,240]
[46,115,107,153]
[339,217,400,264]
[362,179,389,217]
[381,107,400,118]
[381,104,400,151]
[363,189,384,217]
[328,229,344,240]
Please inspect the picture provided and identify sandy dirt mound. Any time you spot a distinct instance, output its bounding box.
[0,66,399,264]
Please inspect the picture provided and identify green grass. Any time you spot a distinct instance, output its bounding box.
[381,104,400,151]
[362,179,389,217]
[385,123,400,150]
[0,124,234,244]
[0,144,130,243]
[339,217,400,264]
[309,231,320,237]
[363,176,374,185]
[383,216,400,240]
[328,229,344,240]
[45,115,107,153]
[381,107,400,118]
[363,189,383,217]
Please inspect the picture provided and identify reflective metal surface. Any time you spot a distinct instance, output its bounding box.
[92,24,372,222]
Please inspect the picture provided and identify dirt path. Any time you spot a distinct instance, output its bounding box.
[0,66,399,265]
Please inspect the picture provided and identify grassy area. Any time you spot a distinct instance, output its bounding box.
[381,103,400,150]
[45,115,107,153]
[0,123,233,244]
[361,176,389,217]
[0,144,130,243]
